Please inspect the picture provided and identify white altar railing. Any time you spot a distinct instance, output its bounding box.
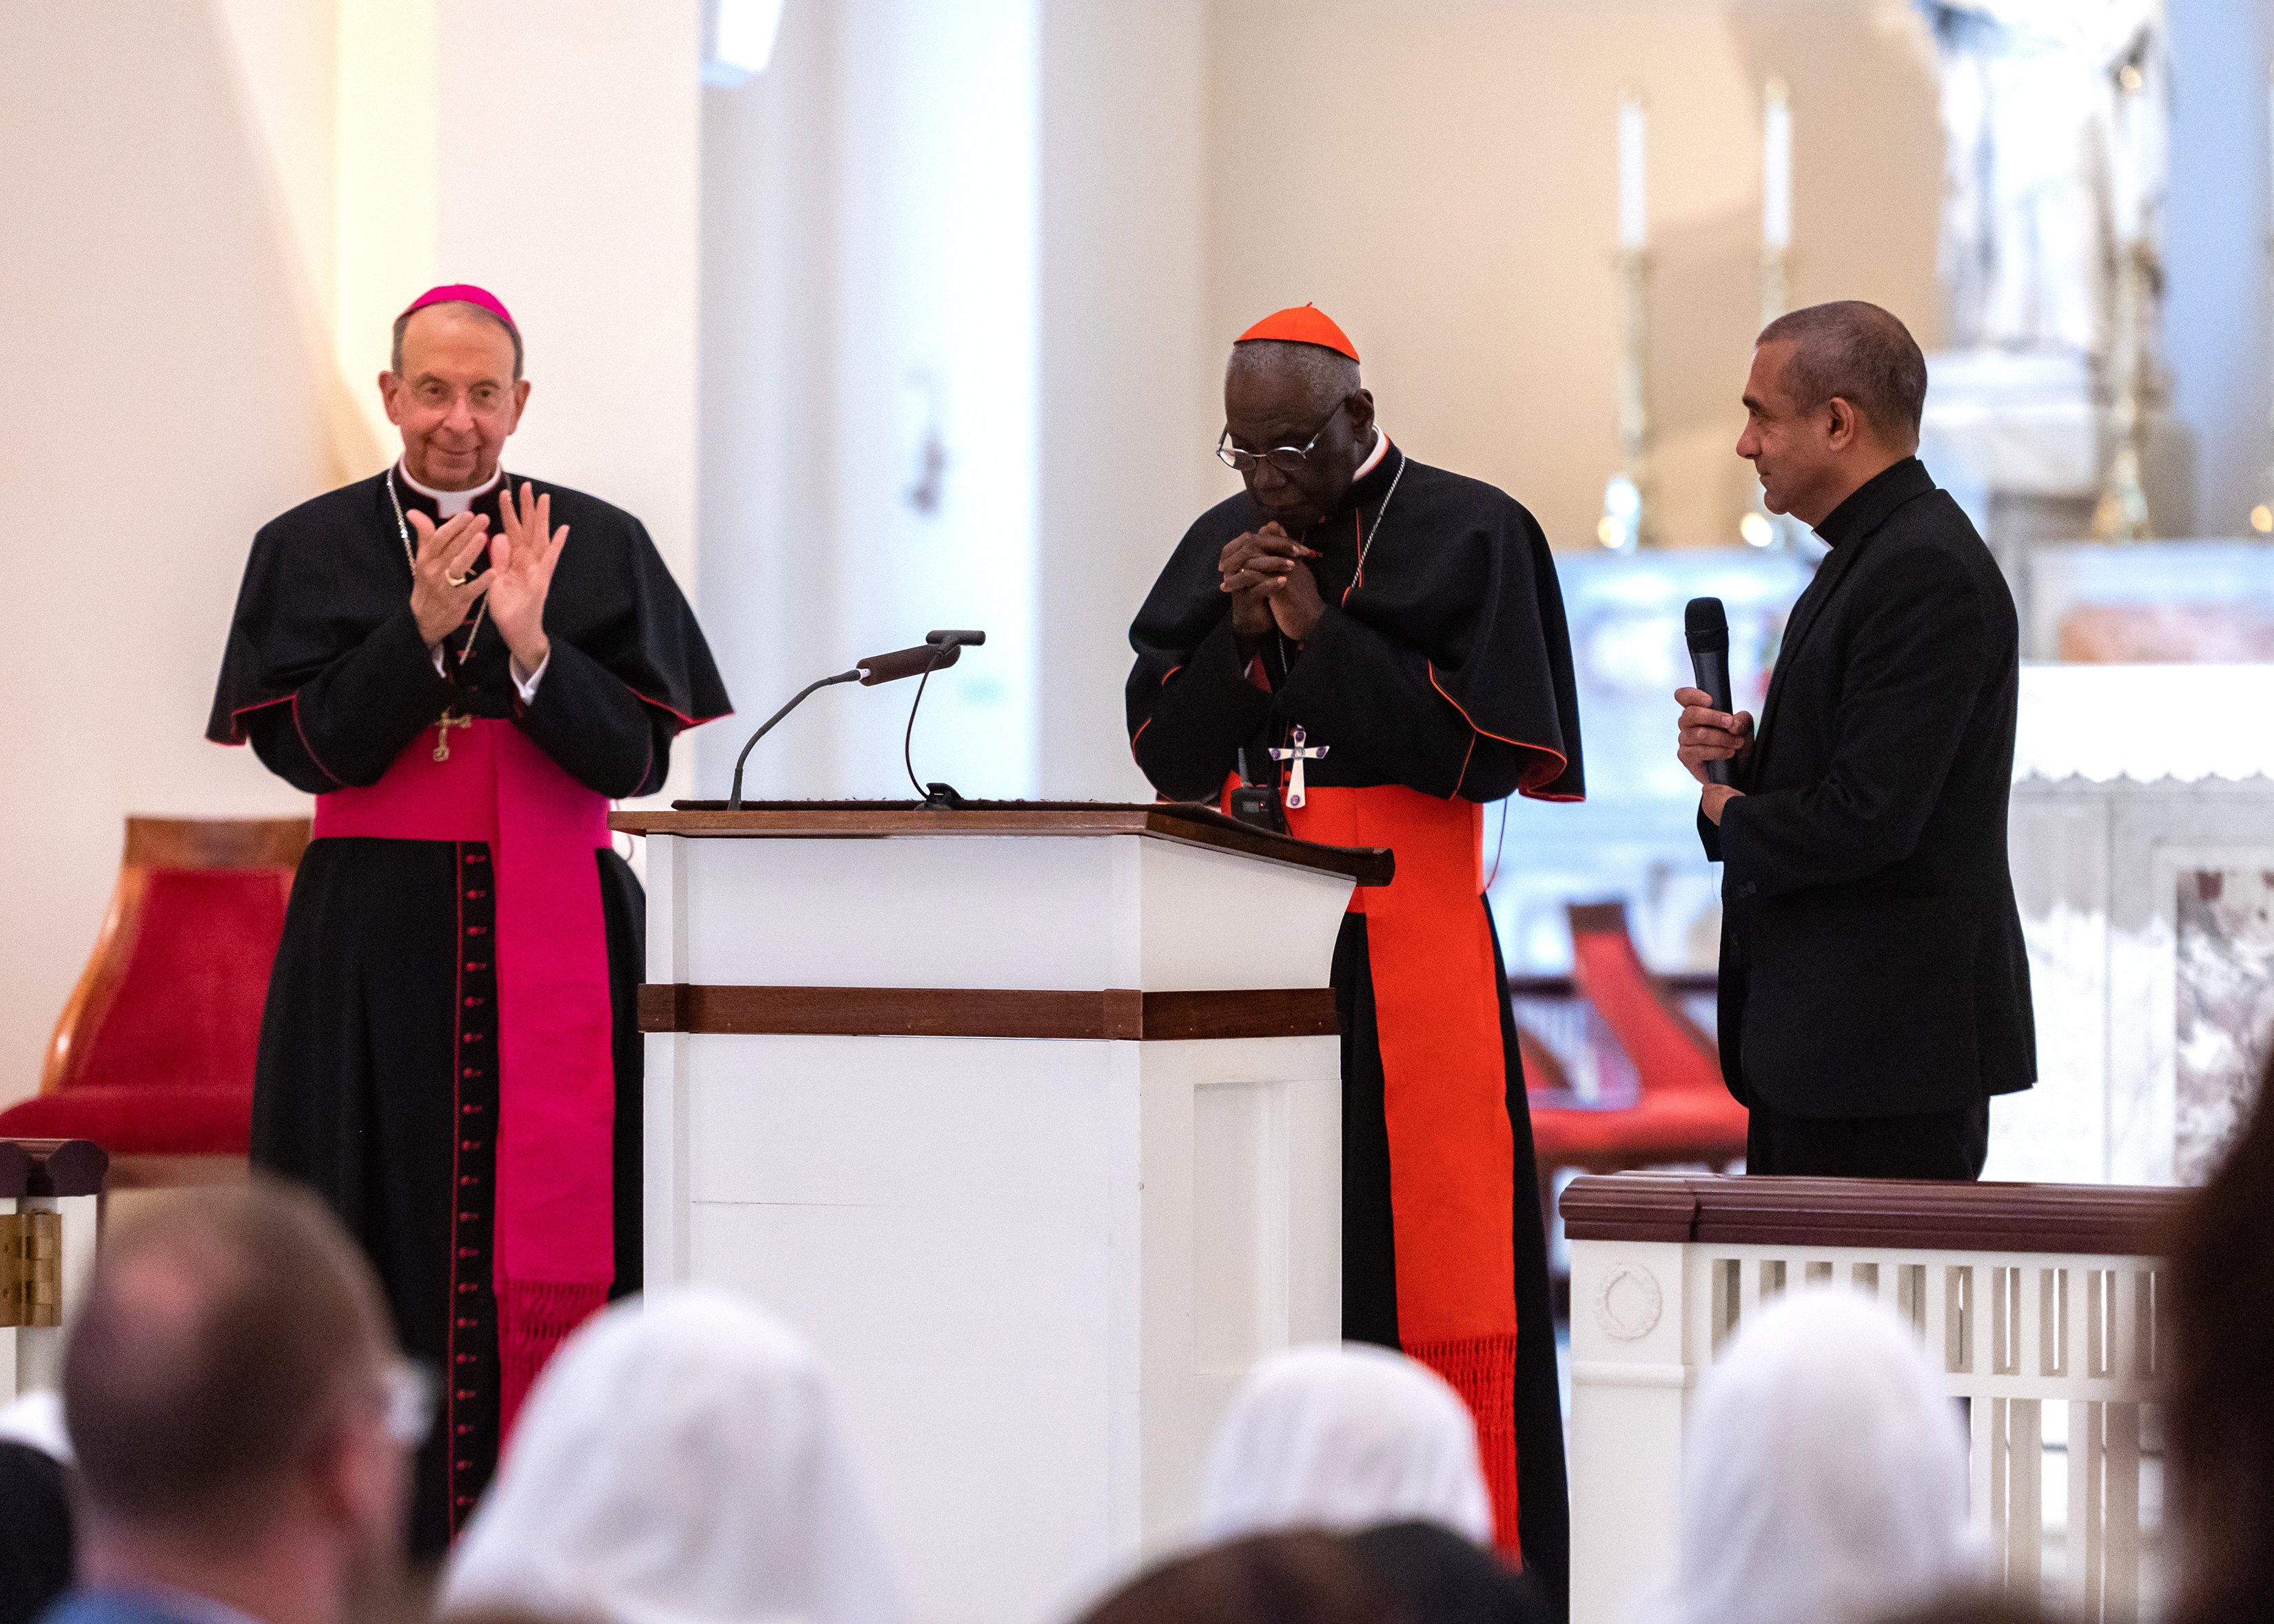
[0,1140,105,1399]
[1562,1173,2181,1624]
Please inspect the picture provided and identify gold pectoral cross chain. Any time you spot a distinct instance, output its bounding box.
[433,710,473,761]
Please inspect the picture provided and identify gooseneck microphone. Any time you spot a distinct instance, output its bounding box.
[1683,597,1736,788]
[726,630,983,810]
[904,631,986,806]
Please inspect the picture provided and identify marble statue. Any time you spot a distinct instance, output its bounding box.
[1917,0,2164,356]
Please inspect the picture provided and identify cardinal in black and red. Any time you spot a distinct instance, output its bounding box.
[207,286,730,1552]
[1127,306,1583,1605]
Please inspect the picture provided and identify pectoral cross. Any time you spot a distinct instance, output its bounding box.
[433,710,473,762]
[1269,725,1329,810]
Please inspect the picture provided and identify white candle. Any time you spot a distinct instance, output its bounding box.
[1618,92,1648,251]
[1763,78,1792,251]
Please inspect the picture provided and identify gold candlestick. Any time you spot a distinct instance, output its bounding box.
[2093,59,2152,544]
[1599,246,1654,551]
[1742,77,1796,550]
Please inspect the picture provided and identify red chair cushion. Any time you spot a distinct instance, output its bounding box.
[1531,1091,1747,1169]
[68,870,286,1098]
[0,1085,252,1155]
[1570,927,1725,1100]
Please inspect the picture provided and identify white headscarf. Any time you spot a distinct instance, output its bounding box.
[0,1391,70,1463]
[442,1288,902,1624]
[1195,1343,1494,1545]
[1658,1289,1983,1624]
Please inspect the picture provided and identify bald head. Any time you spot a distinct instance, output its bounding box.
[1755,300,1926,441]
[64,1182,396,1538]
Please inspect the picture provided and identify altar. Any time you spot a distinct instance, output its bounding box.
[614,803,1382,1624]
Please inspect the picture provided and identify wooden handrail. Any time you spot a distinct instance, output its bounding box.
[0,1139,109,1198]
[1508,972,1719,997]
[1560,1171,2183,1257]
[613,800,1396,885]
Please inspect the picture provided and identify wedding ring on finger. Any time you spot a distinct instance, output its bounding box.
[447,571,472,587]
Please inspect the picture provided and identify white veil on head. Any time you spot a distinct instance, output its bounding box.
[1195,1343,1494,1545]
[1663,1289,1983,1624]
[442,1287,903,1624]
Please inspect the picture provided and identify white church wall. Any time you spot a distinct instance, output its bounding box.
[698,0,847,799]
[0,1,704,1103]
[699,0,1045,803]
[1038,0,1215,802]
[1200,0,1950,553]
[0,1,329,1106]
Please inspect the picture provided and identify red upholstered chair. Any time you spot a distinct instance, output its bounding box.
[0,818,307,1187]
[1526,901,1748,1179]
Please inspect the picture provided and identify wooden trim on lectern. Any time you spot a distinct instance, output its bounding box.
[637,984,1340,1042]
[607,801,1394,886]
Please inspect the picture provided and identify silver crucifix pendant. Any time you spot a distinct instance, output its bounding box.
[1269,725,1329,810]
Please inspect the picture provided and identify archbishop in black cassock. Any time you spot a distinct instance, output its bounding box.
[1127,307,1581,1610]
[208,466,726,1552]
[207,288,728,1554]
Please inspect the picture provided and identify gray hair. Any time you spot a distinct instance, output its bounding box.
[392,300,524,380]
[1227,339,1361,415]
[1756,300,1925,438]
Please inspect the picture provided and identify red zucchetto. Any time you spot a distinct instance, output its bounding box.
[1234,303,1359,362]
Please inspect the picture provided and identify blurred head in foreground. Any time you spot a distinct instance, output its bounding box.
[63,1182,416,1624]
[442,1287,901,1624]
[1661,1288,1980,1624]
[2167,1042,2274,1624]
[1074,1532,1403,1624]
[1196,1343,1493,1545]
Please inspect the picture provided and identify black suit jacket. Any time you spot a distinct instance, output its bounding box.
[1701,458,2035,1118]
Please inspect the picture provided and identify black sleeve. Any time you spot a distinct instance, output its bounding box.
[1717,549,1989,898]
[245,606,455,791]
[514,637,674,799]
[1129,612,1272,801]
[1275,604,1522,801]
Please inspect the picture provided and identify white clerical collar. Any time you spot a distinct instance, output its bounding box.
[1351,427,1391,482]
[396,457,503,518]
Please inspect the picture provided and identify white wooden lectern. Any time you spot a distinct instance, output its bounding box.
[613,803,1389,1624]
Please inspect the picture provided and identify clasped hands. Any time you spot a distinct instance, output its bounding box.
[1674,687,1754,825]
[407,483,570,674]
[1219,523,1327,643]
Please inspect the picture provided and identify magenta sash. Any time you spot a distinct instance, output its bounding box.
[312,718,615,1437]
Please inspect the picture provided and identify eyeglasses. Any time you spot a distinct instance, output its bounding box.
[379,1359,439,1446]
[1217,401,1346,473]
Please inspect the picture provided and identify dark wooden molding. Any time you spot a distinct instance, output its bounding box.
[608,801,1394,886]
[125,816,309,871]
[1559,1172,2184,1258]
[102,1154,249,1193]
[638,984,1340,1042]
[1510,972,1719,998]
[0,1139,109,1198]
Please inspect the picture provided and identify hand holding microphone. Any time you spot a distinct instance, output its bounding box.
[1677,598,1754,805]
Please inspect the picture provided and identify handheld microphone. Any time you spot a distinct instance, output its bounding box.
[1683,597,1736,788]
[725,640,971,810]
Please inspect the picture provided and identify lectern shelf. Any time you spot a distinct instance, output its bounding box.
[616,802,1385,1624]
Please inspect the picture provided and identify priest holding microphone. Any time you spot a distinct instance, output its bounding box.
[1675,300,2035,1179]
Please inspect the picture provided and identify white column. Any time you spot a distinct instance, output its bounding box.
[1038,1,1212,800]
[830,0,1042,798]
